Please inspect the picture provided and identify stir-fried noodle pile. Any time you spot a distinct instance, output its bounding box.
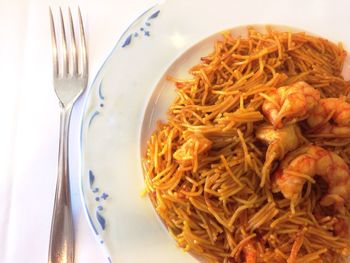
[143,27,350,262]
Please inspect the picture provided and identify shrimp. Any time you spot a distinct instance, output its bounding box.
[307,97,350,137]
[256,124,304,187]
[173,133,212,171]
[272,145,350,211]
[262,81,320,128]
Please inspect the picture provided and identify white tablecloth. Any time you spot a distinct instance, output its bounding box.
[0,1,156,262]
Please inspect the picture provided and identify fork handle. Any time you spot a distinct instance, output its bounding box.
[48,105,74,263]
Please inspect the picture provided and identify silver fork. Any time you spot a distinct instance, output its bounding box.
[48,7,88,263]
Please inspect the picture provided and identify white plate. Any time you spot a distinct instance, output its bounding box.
[80,0,350,262]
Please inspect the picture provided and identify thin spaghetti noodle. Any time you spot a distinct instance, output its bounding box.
[143,26,350,262]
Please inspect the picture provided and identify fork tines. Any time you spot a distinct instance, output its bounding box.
[49,7,87,78]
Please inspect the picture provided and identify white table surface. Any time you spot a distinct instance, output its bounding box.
[0,0,156,262]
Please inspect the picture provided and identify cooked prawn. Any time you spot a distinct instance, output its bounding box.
[256,124,304,187]
[262,81,320,128]
[272,145,350,210]
[173,133,212,171]
[307,97,350,137]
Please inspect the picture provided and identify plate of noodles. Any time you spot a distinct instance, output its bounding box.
[80,0,350,262]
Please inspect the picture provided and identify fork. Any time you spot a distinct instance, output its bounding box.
[48,7,88,263]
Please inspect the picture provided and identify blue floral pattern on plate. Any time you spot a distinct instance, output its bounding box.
[122,10,160,48]
[84,9,161,241]
[89,169,109,231]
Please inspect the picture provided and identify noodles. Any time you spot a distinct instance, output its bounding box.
[143,26,350,262]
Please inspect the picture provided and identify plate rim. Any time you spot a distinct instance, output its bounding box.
[78,3,159,261]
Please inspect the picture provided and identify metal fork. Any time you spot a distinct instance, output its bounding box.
[48,7,88,263]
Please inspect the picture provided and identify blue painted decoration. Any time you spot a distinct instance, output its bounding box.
[101,193,109,200]
[88,167,111,260]
[122,34,133,48]
[88,111,100,127]
[89,170,95,189]
[88,168,109,231]
[98,80,105,100]
[148,10,160,19]
[122,9,160,48]
[96,211,106,230]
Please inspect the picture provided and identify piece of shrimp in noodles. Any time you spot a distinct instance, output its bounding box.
[256,124,304,187]
[307,97,350,137]
[262,81,320,128]
[173,133,212,171]
[272,145,350,211]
